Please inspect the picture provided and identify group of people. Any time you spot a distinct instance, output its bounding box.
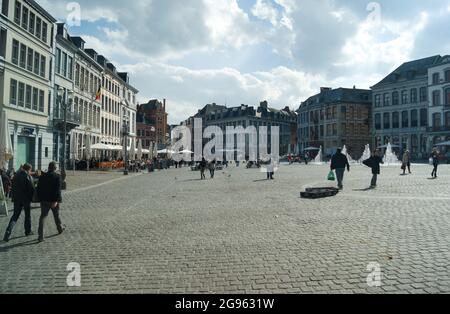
[1,162,65,243]
[199,158,217,180]
[330,147,443,190]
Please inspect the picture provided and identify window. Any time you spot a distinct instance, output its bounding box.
[21,6,28,29]
[40,55,46,77]
[383,113,390,129]
[401,111,409,128]
[32,87,38,111]
[445,112,450,127]
[411,109,418,128]
[10,79,17,105]
[26,47,33,71]
[432,90,440,106]
[446,87,450,106]
[33,51,39,75]
[25,85,31,109]
[375,113,381,130]
[392,112,399,129]
[35,17,41,38]
[19,43,26,68]
[392,91,399,106]
[0,28,6,58]
[433,113,441,127]
[12,39,19,64]
[420,87,427,102]
[2,0,10,16]
[14,0,21,24]
[375,95,381,107]
[29,11,34,34]
[432,73,439,84]
[401,90,408,104]
[62,52,67,77]
[18,82,24,107]
[38,90,44,112]
[410,88,417,103]
[420,108,428,127]
[445,70,450,83]
[68,56,73,79]
[55,48,61,74]
[42,22,47,43]
[75,64,80,86]
[383,93,390,106]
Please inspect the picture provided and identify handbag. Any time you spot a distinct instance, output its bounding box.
[327,171,335,181]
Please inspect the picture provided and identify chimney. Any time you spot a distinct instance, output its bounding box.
[163,99,166,111]
[320,87,332,93]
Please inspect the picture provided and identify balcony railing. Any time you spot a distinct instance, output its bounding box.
[53,109,82,131]
[428,126,450,133]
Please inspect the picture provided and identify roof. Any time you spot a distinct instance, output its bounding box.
[298,87,372,111]
[372,55,442,88]
[140,99,166,111]
[26,0,57,22]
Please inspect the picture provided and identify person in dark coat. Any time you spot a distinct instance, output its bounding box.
[331,148,350,190]
[367,150,384,188]
[199,158,207,180]
[3,164,35,242]
[430,148,439,179]
[36,162,64,243]
[209,159,216,179]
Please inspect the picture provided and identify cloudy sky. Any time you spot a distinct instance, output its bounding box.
[37,0,450,124]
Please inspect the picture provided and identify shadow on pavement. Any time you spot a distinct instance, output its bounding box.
[0,234,60,252]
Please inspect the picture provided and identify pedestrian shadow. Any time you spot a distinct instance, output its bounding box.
[179,178,204,182]
[253,179,269,182]
[353,187,374,192]
[0,234,60,252]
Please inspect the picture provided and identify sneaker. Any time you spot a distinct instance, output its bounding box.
[58,225,66,235]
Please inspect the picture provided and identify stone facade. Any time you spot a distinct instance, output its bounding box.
[371,56,441,160]
[297,87,372,159]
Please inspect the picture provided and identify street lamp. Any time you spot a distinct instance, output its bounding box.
[57,87,74,190]
[122,119,129,176]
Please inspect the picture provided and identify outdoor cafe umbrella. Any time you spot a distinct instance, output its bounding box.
[153,143,158,159]
[129,138,136,161]
[0,109,14,170]
[137,139,143,160]
[304,147,320,151]
[435,141,450,146]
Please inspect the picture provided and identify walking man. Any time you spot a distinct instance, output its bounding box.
[200,157,207,180]
[367,149,384,188]
[37,162,65,243]
[330,148,350,190]
[3,164,35,242]
[430,148,439,179]
[209,159,216,179]
[401,150,412,175]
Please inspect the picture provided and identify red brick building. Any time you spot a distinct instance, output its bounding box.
[136,99,168,149]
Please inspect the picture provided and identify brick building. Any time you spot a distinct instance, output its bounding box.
[136,99,168,149]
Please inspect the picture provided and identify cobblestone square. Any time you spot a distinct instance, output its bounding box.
[1,163,450,294]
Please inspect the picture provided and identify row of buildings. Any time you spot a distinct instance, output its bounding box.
[181,55,450,161]
[0,0,169,171]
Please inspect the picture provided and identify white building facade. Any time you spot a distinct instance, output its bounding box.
[0,0,56,170]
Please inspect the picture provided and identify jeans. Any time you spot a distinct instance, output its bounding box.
[432,164,438,178]
[210,169,215,178]
[38,202,63,240]
[335,168,345,188]
[267,172,274,180]
[371,174,378,187]
[4,202,32,239]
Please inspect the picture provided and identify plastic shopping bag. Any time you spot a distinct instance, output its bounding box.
[327,171,335,181]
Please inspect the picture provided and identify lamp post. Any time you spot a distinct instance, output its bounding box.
[57,87,74,190]
[122,119,129,176]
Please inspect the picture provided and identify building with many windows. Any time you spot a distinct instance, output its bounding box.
[371,56,442,159]
[297,87,372,158]
[182,101,297,159]
[137,99,168,150]
[427,55,450,152]
[0,0,56,170]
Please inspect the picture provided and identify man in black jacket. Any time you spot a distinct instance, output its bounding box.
[3,164,35,242]
[330,148,350,190]
[37,162,65,242]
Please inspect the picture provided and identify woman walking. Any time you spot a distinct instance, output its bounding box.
[401,150,411,175]
[430,148,439,179]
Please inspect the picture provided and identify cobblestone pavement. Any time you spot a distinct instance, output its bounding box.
[64,170,139,191]
[1,163,450,294]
